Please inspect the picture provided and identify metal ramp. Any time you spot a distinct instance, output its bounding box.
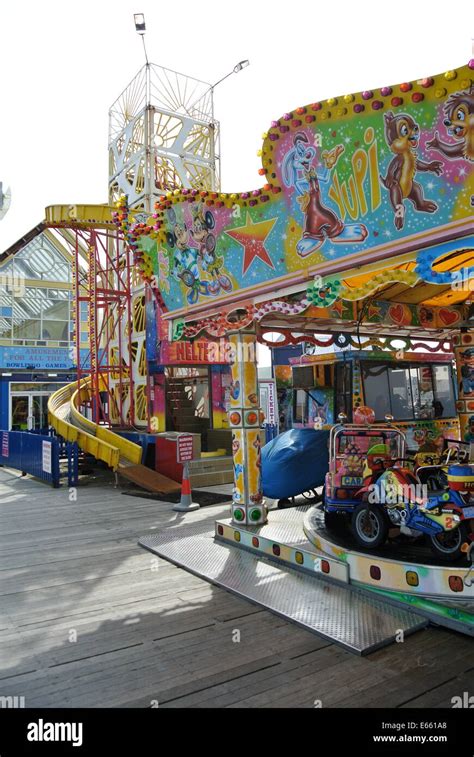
[118,463,181,494]
[139,521,427,655]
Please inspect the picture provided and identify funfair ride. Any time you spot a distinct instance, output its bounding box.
[48,58,474,644]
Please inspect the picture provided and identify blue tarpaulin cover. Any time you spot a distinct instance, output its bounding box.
[261,428,330,499]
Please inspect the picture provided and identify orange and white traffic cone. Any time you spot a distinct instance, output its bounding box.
[173,461,199,512]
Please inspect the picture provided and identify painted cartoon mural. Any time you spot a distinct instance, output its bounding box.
[281,131,368,255]
[135,63,473,315]
[164,204,233,304]
[427,85,474,162]
[380,112,443,229]
[308,388,334,428]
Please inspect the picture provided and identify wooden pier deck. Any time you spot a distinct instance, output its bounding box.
[0,466,472,708]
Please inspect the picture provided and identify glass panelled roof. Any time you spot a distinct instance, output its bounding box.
[0,230,72,345]
[1,232,70,282]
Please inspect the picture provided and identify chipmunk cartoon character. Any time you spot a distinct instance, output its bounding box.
[464,415,474,443]
[427,86,474,162]
[413,428,438,452]
[380,112,443,230]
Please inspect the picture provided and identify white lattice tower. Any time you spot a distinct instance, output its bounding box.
[108,63,220,212]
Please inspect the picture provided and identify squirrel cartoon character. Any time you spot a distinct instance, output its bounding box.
[427,86,474,162]
[380,112,443,230]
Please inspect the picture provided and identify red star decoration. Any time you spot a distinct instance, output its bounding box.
[331,299,346,317]
[367,303,382,320]
[226,213,276,276]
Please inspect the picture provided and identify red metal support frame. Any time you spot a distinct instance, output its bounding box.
[50,221,136,430]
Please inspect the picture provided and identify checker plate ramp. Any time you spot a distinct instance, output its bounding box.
[139,521,427,655]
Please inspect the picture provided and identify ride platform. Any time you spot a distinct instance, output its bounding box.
[214,506,474,638]
[139,507,429,655]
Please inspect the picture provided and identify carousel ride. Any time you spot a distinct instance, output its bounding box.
[48,59,474,651]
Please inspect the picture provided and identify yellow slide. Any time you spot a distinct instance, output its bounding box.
[48,377,142,471]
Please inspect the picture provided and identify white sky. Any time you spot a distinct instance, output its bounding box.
[0,0,473,253]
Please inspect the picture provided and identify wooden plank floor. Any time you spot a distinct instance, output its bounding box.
[0,466,472,709]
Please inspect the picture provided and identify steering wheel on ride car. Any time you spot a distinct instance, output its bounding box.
[392,457,416,467]
[369,455,392,470]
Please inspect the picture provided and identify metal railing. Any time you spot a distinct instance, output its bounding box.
[0,429,79,488]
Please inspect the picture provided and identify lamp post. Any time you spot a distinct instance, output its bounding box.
[189,61,250,122]
[209,60,249,121]
[211,60,250,91]
[134,13,149,66]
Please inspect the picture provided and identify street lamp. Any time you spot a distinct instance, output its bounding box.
[134,13,146,34]
[134,13,149,65]
[233,60,249,74]
[212,60,250,90]
[190,60,249,120]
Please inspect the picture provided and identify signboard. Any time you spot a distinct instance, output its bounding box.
[1,432,9,458]
[259,379,278,426]
[342,476,363,486]
[0,346,90,370]
[159,339,229,366]
[42,440,52,474]
[176,434,193,463]
[139,62,474,315]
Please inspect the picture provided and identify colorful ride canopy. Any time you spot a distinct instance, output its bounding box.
[135,62,474,317]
